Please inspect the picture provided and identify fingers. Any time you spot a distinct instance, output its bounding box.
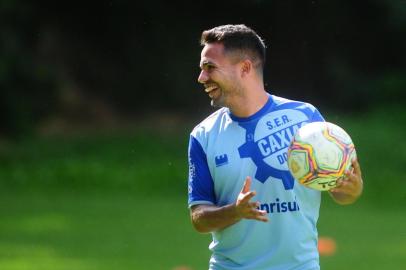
[351,158,362,177]
[331,173,354,190]
[249,201,260,208]
[330,160,363,197]
[241,176,251,194]
[236,176,269,222]
[330,177,349,193]
[239,190,256,204]
[344,159,363,188]
[248,210,269,222]
[238,176,255,204]
[245,204,268,222]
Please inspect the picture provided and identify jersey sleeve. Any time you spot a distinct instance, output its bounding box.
[309,104,325,122]
[187,136,216,207]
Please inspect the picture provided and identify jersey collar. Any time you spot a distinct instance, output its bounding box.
[228,93,273,122]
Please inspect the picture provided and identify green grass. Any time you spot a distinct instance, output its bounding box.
[0,191,211,270]
[318,195,406,269]
[0,106,405,270]
[0,131,188,194]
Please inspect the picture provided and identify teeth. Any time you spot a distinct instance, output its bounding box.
[205,85,218,93]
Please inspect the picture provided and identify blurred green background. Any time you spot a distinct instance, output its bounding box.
[1,0,405,269]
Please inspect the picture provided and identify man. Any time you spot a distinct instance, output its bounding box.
[188,24,363,270]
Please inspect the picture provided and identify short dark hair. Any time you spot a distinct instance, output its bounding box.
[200,24,266,72]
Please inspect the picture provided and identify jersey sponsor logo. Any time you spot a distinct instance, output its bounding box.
[257,197,300,214]
[239,109,309,189]
[215,154,228,167]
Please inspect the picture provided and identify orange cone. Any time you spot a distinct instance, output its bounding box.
[318,236,337,256]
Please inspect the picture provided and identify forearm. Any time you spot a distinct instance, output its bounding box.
[190,177,268,233]
[190,204,241,233]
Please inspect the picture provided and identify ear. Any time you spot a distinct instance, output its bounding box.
[240,59,252,78]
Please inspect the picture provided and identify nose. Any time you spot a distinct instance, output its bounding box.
[198,70,208,84]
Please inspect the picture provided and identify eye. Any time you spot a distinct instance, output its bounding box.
[205,64,215,72]
[201,62,216,72]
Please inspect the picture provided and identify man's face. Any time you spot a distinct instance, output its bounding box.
[198,42,242,108]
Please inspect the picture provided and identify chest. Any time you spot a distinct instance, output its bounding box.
[204,109,313,203]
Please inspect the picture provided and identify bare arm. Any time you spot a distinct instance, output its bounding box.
[329,158,363,205]
[190,177,268,233]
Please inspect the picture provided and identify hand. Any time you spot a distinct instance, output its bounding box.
[330,158,363,204]
[235,176,268,222]
[190,176,268,233]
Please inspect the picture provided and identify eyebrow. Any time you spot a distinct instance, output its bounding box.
[199,60,215,69]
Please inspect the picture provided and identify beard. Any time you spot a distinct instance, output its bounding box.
[206,73,243,108]
[210,89,225,108]
[210,85,243,109]
[211,99,223,108]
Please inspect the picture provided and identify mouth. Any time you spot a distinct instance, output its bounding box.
[204,84,219,97]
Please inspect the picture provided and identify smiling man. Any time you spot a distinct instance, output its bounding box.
[188,24,363,270]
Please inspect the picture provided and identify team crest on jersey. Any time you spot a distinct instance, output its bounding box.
[215,154,229,167]
[238,109,309,190]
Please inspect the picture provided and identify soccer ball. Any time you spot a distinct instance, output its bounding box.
[287,122,356,191]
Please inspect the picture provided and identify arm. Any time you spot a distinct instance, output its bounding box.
[190,177,268,233]
[329,158,363,205]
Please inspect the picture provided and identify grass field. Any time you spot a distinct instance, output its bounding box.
[0,191,211,270]
[0,106,405,270]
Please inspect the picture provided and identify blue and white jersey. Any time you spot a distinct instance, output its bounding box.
[188,94,325,270]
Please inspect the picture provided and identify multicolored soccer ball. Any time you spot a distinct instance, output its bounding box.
[287,122,356,191]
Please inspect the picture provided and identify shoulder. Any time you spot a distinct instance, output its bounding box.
[190,107,230,139]
[271,95,319,114]
[271,95,319,112]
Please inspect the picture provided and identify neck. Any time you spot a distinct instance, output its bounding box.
[229,85,268,118]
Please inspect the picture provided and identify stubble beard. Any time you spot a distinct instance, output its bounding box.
[209,75,242,109]
[210,87,228,108]
[210,93,224,108]
[211,84,243,109]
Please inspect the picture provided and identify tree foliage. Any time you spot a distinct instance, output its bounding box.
[1,0,405,135]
